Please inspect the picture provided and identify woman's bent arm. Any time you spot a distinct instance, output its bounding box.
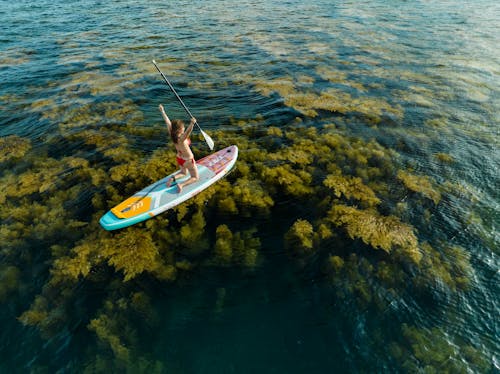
[181,117,196,141]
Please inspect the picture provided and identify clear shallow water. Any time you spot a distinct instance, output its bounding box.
[0,0,499,372]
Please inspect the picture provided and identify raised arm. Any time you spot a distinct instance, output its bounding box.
[159,104,172,134]
[180,117,196,142]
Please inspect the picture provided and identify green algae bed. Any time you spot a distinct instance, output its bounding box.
[2,0,499,370]
[0,84,491,372]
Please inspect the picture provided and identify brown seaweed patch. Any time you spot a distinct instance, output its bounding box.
[0,220,28,257]
[266,126,283,137]
[297,75,315,86]
[434,152,454,163]
[254,77,295,97]
[324,174,380,207]
[0,56,30,67]
[416,242,473,291]
[324,88,403,119]
[316,66,367,92]
[104,229,159,281]
[18,296,49,331]
[214,225,260,267]
[177,209,210,256]
[0,48,31,67]
[0,155,94,203]
[327,204,421,264]
[1,160,65,202]
[393,84,455,109]
[53,228,161,283]
[30,98,57,112]
[424,116,449,128]
[1,187,88,257]
[18,295,65,339]
[389,324,491,373]
[286,90,350,117]
[0,265,20,302]
[316,67,348,83]
[58,99,144,133]
[0,93,25,106]
[219,178,274,217]
[255,77,403,120]
[261,163,314,196]
[307,42,332,54]
[188,80,220,90]
[88,307,131,362]
[0,135,31,163]
[397,170,441,204]
[268,147,313,165]
[327,253,375,307]
[65,70,130,97]
[86,293,168,370]
[403,93,435,108]
[284,219,314,253]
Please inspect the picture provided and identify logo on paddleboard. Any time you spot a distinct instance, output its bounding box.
[111,196,152,219]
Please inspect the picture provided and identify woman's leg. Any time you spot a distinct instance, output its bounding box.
[167,165,188,187]
[176,160,199,193]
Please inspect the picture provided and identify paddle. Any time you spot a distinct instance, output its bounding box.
[152,60,215,150]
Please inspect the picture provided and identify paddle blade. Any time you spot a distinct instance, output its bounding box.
[201,129,215,150]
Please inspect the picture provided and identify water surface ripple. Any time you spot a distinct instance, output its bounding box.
[0,0,498,372]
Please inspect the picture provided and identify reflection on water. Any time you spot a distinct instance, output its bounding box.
[0,0,498,372]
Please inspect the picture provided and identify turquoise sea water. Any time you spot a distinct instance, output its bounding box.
[1,0,499,372]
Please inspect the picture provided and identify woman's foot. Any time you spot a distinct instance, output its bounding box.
[166,176,176,187]
[176,184,183,193]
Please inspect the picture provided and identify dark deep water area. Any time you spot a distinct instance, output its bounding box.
[0,0,498,372]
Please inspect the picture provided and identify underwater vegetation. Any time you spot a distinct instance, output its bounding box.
[397,170,441,205]
[0,66,493,372]
[389,323,491,373]
[0,135,31,163]
[254,74,404,124]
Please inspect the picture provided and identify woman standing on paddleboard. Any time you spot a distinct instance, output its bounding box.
[159,104,199,193]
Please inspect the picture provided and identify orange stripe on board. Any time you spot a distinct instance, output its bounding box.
[111,196,152,219]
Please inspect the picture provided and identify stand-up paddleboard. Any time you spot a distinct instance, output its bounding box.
[100,145,238,230]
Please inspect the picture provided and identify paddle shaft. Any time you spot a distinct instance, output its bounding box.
[152,60,214,150]
[152,60,201,130]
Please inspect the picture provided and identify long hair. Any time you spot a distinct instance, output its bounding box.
[170,120,184,144]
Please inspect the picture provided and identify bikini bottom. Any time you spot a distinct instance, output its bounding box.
[176,156,195,167]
